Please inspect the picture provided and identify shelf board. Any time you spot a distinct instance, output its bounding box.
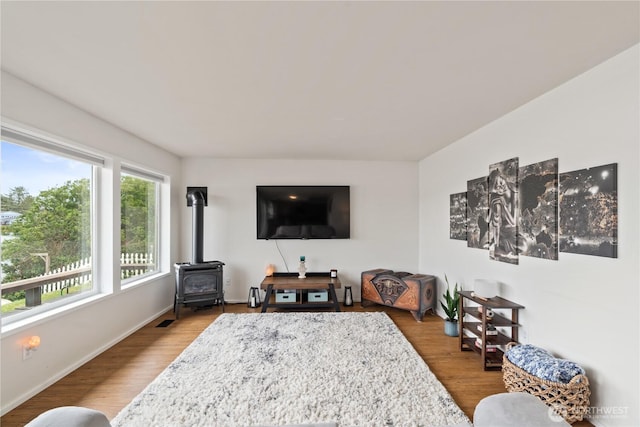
[461,337,505,367]
[462,310,521,327]
[458,290,524,309]
[462,324,514,346]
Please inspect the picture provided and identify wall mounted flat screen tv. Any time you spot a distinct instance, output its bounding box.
[257,186,350,239]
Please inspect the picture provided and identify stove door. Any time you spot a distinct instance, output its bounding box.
[183,272,220,295]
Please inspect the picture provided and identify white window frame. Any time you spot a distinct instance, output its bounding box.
[1,124,103,327]
[120,164,163,288]
[0,121,170,331]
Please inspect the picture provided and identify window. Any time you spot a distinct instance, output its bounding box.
[120,169,160,284]
[0,123,168,328]
[1,132,98,321]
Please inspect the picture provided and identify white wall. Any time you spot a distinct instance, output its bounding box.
[180,158,419,303]
[419,45,639,427]
[0,72,182,414]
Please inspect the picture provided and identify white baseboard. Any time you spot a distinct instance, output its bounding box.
[1,304,173,416]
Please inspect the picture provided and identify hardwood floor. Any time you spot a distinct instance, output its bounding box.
[1,303,593,426]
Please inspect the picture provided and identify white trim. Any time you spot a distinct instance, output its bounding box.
[0,124,101,329]
[121,164,166,183]
[119,169,163,283]
[0,293,108,338]
[0,301,174,415]
[1,124,105,166]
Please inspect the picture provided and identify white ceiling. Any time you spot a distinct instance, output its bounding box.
[1,1,639,161]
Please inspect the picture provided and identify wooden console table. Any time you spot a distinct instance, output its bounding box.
[260,273,341,313]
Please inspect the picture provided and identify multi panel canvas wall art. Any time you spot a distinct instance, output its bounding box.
[559,163,618,258]
[449,192,467,240]
[488,158,519,264]
[518,158,558,260]
[450,158,619,263]
[466,177,489,249]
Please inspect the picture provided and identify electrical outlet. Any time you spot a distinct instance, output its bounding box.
[22,344,35,360]
[225,279,231,288]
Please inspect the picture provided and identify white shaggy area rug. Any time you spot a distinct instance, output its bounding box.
[111,312,470,427]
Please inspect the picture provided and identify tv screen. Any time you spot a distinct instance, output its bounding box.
[257,186,350,239]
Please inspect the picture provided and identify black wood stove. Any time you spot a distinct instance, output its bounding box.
[174,187,224,319]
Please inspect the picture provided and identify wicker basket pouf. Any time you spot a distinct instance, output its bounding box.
[502,343,590,424]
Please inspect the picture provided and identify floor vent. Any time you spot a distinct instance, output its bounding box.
[156,319,174,328]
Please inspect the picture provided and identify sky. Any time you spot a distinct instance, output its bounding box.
[1,140,91,199]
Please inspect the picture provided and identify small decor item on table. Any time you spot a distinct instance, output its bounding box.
[476,306,494,319]
[247,287,261,308]
[477,323,498,335]
[471,279,500,301]
[441,274,460,336]
[330,269,337,278]
[343,286,353,306]
[298,256,307,278]
[265,264,275,276]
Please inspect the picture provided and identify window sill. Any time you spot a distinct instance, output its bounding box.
[1,271,171,337]
[1,292,107,338]
[120,271,171,291]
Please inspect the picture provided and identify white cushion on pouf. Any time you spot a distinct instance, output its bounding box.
[25,406,111,427]
[473,392,570,427]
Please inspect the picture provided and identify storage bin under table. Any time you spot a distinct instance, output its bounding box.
[275,291,297,303]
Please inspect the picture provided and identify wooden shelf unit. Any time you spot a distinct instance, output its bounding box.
[458,290,524,371]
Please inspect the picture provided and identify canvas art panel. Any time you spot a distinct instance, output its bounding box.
[518,158,558,260]
[559,163,618,258]
[449,192,467,240]
[466,177,489,249]
[488,158,519,264]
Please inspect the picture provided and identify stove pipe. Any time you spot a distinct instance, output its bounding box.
[186,187,208,265]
